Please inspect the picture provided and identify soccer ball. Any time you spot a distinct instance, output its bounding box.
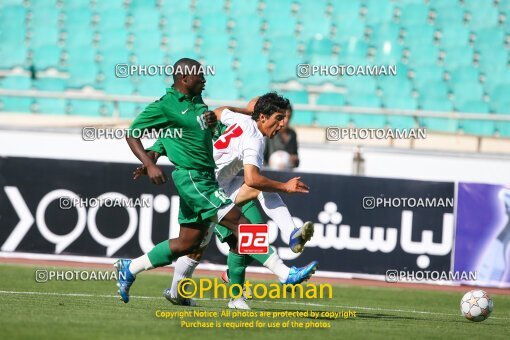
[460,289,493,322]
[268,150,292,170]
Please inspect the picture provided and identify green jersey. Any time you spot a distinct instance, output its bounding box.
[148,121,226,156]
[129,87,215,170]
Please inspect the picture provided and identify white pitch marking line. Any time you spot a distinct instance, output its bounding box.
[0,290,508,320]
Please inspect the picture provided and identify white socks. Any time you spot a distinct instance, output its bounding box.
[129,254,154,276]
[263,252,290,283]
[170,256,200,298]
[257,192,296,236]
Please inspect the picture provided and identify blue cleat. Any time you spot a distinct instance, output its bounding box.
[284,261,318,285]
[114,259,135,303]
[289,221,314,253]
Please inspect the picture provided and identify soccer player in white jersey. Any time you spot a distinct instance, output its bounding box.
[136,93,316,309]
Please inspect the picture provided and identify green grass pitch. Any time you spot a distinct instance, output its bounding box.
[0,264,509,339]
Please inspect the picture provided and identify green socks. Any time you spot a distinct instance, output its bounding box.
[241,200,274,265]
[227,252,248,297]
[147,240,174,268]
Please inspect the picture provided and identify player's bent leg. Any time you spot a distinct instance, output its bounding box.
[234,183,261,205]
[115,223,207,303]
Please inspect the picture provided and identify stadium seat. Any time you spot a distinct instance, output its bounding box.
[228,0,259,15]
[419,99,458,133]
[33,78,67,91]
[452,83,485,105]
[94,0,124,11]
[465,6,499,29]
[474,27,505,51]
[305,37,334,56]
[239,72,271,99]
[343,76,377,96]
[96,8,126,31]
[334,17,365,42]
[197,15,229,34]
[432,5,465,27]
[2,76,31,90]
[30,26,59,49]
[339,39,369,63]
[384,96,418,129]
[348,95,385,128]
[291,110,315,126]
[437,23,471,48]
[363,0,395,25]
[167,32,197,54]
[102,77,135,95]
[477,49,509,73]
[442,46,475,69]
[411,65,444,89]
[315,112,350,127]
[231,16,262,38]
[457,101,494,136]
[397,3,430,26]
[297,2,331,40]
[402,24,436,49]
[136,77,166,96]
[68,100,104,116]
[34,98,67,115]
[316,93,345,106]
[0,97,33,113]
[32,45,61,70]
[416,80,450,101]
[281,91,309,105]
[447,66,480,84]
[129,7,160,31]
[407,44,440,66]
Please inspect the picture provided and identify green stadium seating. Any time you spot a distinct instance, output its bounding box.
[442,46,475,69]
[0,97,33,113]
[228,0,259,15]
[316,112,350,127]
[33,78,66,91]
[34,98,67,115]
[465,6,499,29]
[281,91,309,105]
[437,23,471,48]
[407,44,440,66]
[0,0,507,138]
[68,100,104,116]
[419,99,458,133]
[32,45,61,70]
[363,0,394,25]
[457,100,495,136]
[402,24,436,49]
[291,111,315,126]
[397,3,430,26]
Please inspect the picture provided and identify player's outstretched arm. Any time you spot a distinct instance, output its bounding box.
[213,96,259,119]
[132,139,166,180]
[244,164,309,194]
[126,136,167,185]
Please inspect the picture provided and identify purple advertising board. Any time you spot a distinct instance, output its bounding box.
[454,182,510,288]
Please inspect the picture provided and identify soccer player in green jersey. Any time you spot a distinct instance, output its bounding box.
[115,58,254,305]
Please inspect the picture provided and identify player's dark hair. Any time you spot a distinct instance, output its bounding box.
[173,58,202,82]
[252,92,290,121]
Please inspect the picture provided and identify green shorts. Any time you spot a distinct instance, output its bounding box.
[171,168,233,224]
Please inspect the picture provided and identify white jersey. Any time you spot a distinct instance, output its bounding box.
[213,109,265,188]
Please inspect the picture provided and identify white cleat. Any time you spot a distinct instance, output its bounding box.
[289,221,315,253]
[228,297,251,310]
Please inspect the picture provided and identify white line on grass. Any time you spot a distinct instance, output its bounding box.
[0,290,508,320]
